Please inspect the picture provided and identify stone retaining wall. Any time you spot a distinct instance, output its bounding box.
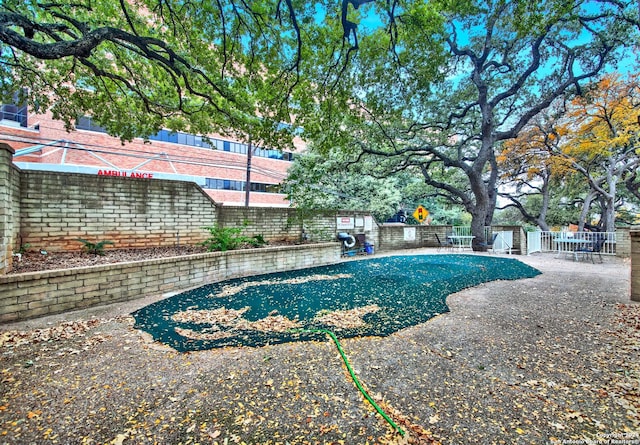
[19,170,219,252]
[0,144,20,272]
[0,243,340,322]
[631,231,640,302]
[378,225,526,252]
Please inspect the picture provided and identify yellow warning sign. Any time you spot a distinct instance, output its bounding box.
[413,205,429,223]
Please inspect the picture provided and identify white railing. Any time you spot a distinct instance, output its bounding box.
[527,231,616,256]
[449,226,511,252]
[451,226,493,240]
[451,226,472,237]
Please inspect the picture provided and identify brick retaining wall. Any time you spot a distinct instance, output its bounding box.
[19,170,219,252]
[0,243,341,322]
[217,206,301,241]
[631,231,640,302]
[0,144,20,272]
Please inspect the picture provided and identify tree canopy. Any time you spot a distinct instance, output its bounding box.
[500,74,640,231]
[294,0,640,246]
[283,150,404,220]
[3,1,640,233]
[1,0,329,146]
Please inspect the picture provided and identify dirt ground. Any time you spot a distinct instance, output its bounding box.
[1,250,638,445]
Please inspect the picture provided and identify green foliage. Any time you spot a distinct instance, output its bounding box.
[284,149,474,224]
[492,207,525,225]
[544,194,585,229]
[200,226,267,252]
[76,239,115,255]
[0,0,306,147]
[294,0,638,243]
[247,234,267,247]
[16,243,31,254]
[284,151,404,221]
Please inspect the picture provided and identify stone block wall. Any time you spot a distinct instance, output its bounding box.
[302,210,343,242]
[214,208,380,245]
[631,231,640,302]
[615,228,631,257]
[0,243,340,322]
[19,171,219,252]
[378,224,424,250]
[0,144,20,273]
[216,206,300,241]
[376,225,525,252]
[378,225,454,250]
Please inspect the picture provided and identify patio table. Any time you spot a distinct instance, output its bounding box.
[448,235,475,251]
[554,237,592,261]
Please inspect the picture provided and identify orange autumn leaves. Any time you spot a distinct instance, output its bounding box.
[500,73,640,180]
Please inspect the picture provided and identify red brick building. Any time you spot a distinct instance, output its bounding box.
[0,104,301,207]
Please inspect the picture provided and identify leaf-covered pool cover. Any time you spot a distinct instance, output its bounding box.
[132,254,540,352]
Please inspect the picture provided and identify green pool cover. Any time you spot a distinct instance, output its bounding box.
[132,254,540,352]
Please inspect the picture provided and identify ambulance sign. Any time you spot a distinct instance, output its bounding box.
[413,205,429,224]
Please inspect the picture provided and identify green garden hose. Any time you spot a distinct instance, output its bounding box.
[297,328,405,437]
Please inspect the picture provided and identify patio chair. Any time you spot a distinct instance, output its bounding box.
[435,233,453,252]
[478,232,499,253]
[575,235,606,263]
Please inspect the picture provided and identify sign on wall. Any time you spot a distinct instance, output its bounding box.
[98,170,154,178]
[404,227,416,241]
[364,216,373,231]
[337,217,355,230]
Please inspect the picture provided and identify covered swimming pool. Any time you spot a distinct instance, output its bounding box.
[132,254,541,352]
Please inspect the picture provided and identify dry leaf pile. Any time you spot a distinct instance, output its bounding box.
[314,305,381,329]
[0,316,134,348]
[171,307,250,324]
[598,303,640,429]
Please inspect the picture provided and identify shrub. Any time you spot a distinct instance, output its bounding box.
[200,226,267,252]
[76,239,115,255]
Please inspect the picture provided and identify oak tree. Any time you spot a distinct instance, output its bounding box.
[557,74,640,231]
[500,74,640,231]
[298,0,639,248]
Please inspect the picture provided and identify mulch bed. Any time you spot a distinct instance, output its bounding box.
[7,241,306,275]
[8,246,208,274]
[131,255,540,351]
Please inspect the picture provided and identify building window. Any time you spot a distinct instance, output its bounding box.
[0,103,28,127]
[76,116,107,133]
[0,92,28,127]
[205,178,282,194]
[75,116,294,162]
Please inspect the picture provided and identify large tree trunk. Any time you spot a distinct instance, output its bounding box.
[536,173,552,231]
[468,168,492,250]
[578,191,597,231]
[603,178,617,232]
[467,135,497,250]
[602,196,616,232]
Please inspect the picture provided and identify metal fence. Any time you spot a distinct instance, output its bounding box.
[526,231,617,256]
